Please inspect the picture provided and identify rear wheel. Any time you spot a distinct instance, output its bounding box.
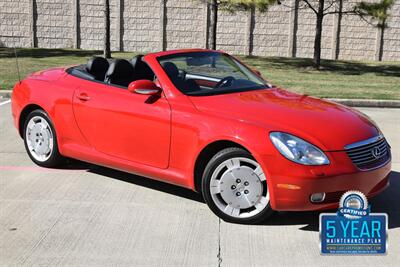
[202,147,273,224]
[23,109,65,167]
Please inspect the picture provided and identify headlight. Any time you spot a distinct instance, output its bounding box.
[269,132,329,165]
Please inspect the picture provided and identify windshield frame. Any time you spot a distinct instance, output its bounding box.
[156,51,271,96]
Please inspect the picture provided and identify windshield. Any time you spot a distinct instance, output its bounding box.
[157,52,270,96]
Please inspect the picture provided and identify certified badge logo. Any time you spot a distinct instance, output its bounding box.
[319,190,388,255]
[338,191,370,219]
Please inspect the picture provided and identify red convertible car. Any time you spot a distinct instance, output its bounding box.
[11,49,391,224]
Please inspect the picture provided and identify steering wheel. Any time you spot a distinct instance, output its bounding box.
[215,76,235,88]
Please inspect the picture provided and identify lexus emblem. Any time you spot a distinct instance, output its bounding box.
[371,146,381,158]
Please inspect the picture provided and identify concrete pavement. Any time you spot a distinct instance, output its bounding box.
[0,100,399,266]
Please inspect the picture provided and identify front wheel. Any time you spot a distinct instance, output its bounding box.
[202,147,273,224]
[23,109,65,167]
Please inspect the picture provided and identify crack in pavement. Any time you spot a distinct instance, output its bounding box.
[18,215,62,265]
[217,218,222,267]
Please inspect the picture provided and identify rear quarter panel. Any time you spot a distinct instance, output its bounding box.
[12,70,88,155]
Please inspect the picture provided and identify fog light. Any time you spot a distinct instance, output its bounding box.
[310,192,326,203]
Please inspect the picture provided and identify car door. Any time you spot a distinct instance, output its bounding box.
[72,80,171,169]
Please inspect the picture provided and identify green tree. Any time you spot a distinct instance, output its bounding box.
[224,0,394,68]
[202,0,271,50]
[357,0,395,61]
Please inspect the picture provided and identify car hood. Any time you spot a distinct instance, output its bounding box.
[188,88,379,151]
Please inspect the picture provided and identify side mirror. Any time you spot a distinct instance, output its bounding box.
[128,80,161,95]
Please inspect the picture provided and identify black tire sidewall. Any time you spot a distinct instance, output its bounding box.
[23,109,63,167]
[201,147,273,224]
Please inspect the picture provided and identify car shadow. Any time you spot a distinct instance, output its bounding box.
[63,159,205,203]
[62,160,400,231]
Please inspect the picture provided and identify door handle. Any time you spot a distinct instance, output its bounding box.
[77,93,90,101]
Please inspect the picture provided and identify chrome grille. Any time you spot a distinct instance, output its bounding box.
[345,135,390,170]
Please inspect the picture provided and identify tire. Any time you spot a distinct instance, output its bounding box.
[202,147,273,224]
[23,109,65,167]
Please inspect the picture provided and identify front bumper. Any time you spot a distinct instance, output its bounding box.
[259,151,391,211]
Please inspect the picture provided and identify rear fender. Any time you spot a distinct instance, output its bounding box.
[12,77,88,156]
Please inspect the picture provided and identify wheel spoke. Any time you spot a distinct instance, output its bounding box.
[226,158,240,170]
[27,121,34,130]
[243,195,253,206]
[210,179,220,187]
[27,130,35,143]
[210,186,221,194]
[36,143,46,155]
[254,166,266,181]
[39,122,45,132]
[46,128,53,139]
[33,142,40,152]
[255,197,268,211]
[224,205,240,216]
[42,144,51,155]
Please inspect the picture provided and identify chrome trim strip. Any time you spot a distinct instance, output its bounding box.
[350,146,388,159]
[354,154,387,165]
[344,134,384,150]
[358,154,391,171]
[185,73,220,82]
[346,138,386,153]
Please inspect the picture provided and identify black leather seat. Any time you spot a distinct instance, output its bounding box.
[104,59,136,87]
[131,55,155,81]
[86,57,109,81]
[162,62,200,93]
[162,62,180,80]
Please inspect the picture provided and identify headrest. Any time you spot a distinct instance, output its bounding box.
[162,62,179,78]
[131,54,155,80]
[86,57,109,74]
[131,55,144,68]
[105,59,135,78]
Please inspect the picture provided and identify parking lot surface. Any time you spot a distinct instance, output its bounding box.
[0,100,399,266]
